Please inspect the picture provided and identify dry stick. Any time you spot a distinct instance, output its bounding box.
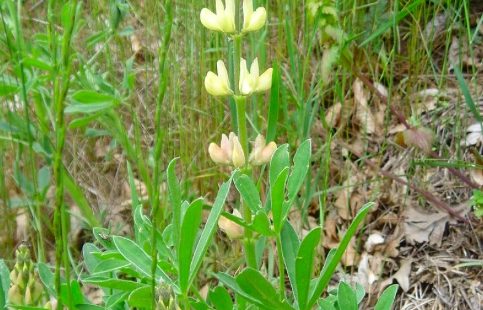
[336,138,467,222]
[355,73,480,189]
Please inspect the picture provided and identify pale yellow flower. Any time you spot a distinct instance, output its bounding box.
[242,0,267,33]
[200,0,236,33]
[239,58,273,95]
[204,60,233,96]
[231,136,246,168]
[249,134,277,165]
[218,208,244,239]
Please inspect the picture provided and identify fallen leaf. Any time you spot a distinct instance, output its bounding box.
[393,259,412,292]
[324,102,342,128]
[354,79,377,134]
[403,206,448,246]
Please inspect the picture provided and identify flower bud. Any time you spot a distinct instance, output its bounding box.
[231,136,246,168]
[242,0,267,33]
[8,284,22,305]
[249,135,277,165]
[218,209,244,239]
[208,143,231,165]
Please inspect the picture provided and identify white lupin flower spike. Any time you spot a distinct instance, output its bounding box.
[200,0,236,33]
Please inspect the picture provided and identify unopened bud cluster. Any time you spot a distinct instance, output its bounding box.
[7,244,44,307]
[156,284,181,310]
[208,133,276,168]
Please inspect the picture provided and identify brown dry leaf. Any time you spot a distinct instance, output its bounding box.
[357,253,383,291]
[412,88,440,114]
[393,259,412,292]
[334,174,359,220]
[324,210,339,242]
[403,206,448,246]
[341,238,359,267]
[324,102,342,128]
[16,209,28,242]
[388,123,407,135]
[353,79,377,135]
[469,169,483,186]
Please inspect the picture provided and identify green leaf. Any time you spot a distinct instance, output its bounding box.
[127,286,152,309]
[307,203,374,308]
[82,277,146,291]
[318,299,336,310]
[112,235,174,287]
[234,172,262,213]
[337,282,358,310]
[179,198,204,293]
[271,168,289,233]
[287,139,311,203]
[189,176,232,287]
[235,268,294,310]
[0,260,9,308]
[296,227,321,310]
[267,61,280,142]
[355,283,365,304]
[374,284,399,310]
[454,66,482,125]
[91,258,130,275]
[105,291,128,308]
[38,263,56,297]
[269,144,290,186]
[66,90,118,114]
[208,286,234,310]
[167,158,181,248]
[0,77,18,96]
[251,211,273,236]
[281,221,300,299]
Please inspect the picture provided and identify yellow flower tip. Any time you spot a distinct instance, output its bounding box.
[208,143,230,165]
[242,0,267,33]
[231,136,246,168]
[255,67,273,92]
[239,58,273,95]
[200,0,236,33]
[204,60,233,96]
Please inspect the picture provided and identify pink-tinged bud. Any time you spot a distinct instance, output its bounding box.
[208,143,231,165]
[231,136,246,168]
[218,209,244,239]
[249,135,276,166]
[220,133,232,159]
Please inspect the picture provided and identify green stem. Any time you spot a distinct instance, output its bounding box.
[276,235,286,300]
[151,1,173,308]
[235,96,248,157]
[51,1,78,308]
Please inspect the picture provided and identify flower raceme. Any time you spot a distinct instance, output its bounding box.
[200,0,236,34]
[204,60,233,97]
[239,58,273,95]
[200,0,267,34]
